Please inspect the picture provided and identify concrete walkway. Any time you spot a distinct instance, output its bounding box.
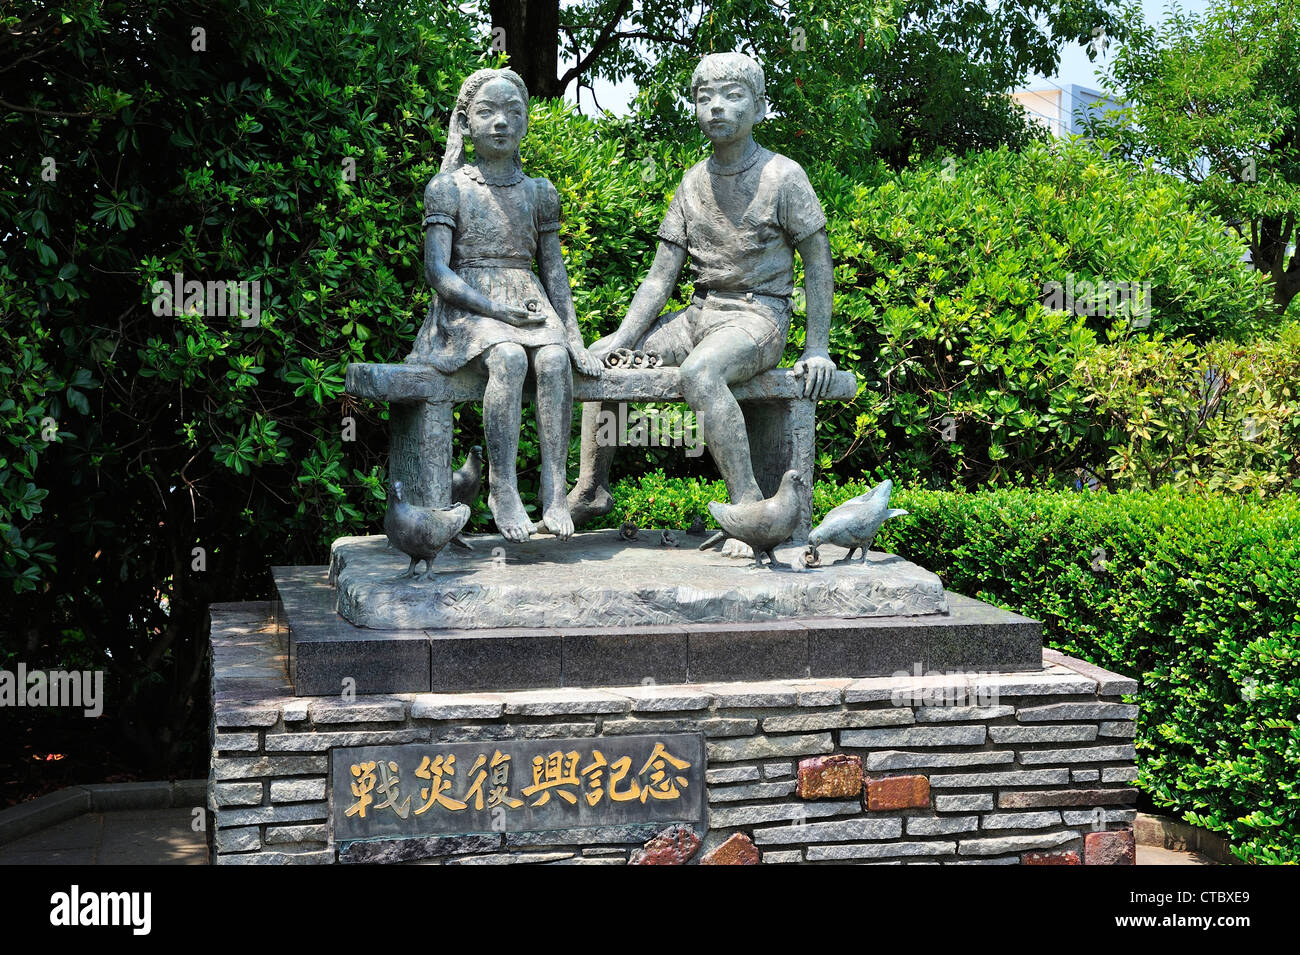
[0,809,208,865]
[0,806,1216,865]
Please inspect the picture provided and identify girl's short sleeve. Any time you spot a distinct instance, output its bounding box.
[423,173,458,230]
[534,178,562,233]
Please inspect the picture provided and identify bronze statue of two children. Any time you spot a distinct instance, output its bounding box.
[407,52,837,554]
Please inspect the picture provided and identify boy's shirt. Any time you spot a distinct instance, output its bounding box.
[656,145,826,300]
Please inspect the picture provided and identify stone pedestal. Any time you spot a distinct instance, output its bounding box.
[208,602,1140,865]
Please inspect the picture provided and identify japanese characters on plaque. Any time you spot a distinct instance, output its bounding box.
[331,734,707,841]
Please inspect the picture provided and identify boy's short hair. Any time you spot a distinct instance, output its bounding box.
[690,52,766,121]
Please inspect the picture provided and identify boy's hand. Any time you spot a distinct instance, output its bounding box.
[793,351,836,399]
[491,302,546,326]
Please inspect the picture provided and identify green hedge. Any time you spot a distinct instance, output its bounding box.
[607,475,1300,865]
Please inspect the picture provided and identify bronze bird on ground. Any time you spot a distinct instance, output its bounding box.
[449,445,484,551]
[384,480,470,581]
[806,479,908,565]
[698,470,805,569]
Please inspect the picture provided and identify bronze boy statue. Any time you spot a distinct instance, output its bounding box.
[567,52,837,555]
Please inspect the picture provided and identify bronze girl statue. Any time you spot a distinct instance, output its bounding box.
[409,68,601,542]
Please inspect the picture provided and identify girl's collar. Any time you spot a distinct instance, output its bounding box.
[461,163,525,186]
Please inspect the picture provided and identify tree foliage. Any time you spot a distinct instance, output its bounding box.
[1090,0,1300,314]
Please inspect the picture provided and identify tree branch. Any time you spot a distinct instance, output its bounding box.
[558,0,634,89]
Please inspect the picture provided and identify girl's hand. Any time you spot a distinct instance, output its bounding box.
[491,302,545,326]
[570,345,604,378]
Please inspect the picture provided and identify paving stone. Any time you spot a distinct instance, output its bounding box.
[905,815,979,835]
[699,832,760,865]
[500,688,631,716]
[796,754,863,799]
[762,850,804,864]
[1041,649,1139,696]
[218,849,332,865]
[212,782,264,808]
[264,824,328,845]
[599,717,756,738]
[842,725,986,748]
[865,775,930,810]
[1071,770,1100,783]
[269,778,326,803]
[981,811,1062,830]
[709,780,798,803]
[433,722,597,741]
[214,705,281,728]
[1101,767,1139,783]
[1018,744,1136,765]
[709,800,860,828]
[705,766,760,785]
[1084,828,1135,865]
[216,802,329,826]
[790,683,847,707]
[1062,809,1136,826]
[410,694,504,719]
[1098,721,1136,738]
[212,732,260,752]
[752,817,903,845]
[215,827,261,852]
[929,769,1069,789]
[998,788,1137,808]
[703,682,801,707]
[212,756,328,780]
[914,705,1015,723]
[761,709,913,732]
[615,686,713,712]
[763,761,794,779]
[933,793,994,813]
[865,750,1013,771]
[987,724,1098,743]
[806,841,956,861]
[308,700,406,723]
[1017,703,1138,722]
[706,733,833,762]
[958,830,1079,856]
[283,701,310,722]
[264,729,427,752]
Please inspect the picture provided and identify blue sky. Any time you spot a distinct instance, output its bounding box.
[564,0,1213,114]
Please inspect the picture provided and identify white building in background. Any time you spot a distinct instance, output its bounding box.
[1010,84,1125,138]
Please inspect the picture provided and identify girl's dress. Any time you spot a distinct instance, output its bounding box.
[407,163,567,372]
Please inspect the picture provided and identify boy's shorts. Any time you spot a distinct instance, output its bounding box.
[641,291,790,371]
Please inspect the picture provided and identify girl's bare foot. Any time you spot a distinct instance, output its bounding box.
[489,487,534,542]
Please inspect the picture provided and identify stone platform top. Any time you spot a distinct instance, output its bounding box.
[330,531,949,631]
[346,362,859,404]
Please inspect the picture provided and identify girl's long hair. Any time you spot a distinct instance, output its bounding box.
[440,68,530,175]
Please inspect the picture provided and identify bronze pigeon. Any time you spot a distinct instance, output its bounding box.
[384,480,470,581]
[698,470,805,569]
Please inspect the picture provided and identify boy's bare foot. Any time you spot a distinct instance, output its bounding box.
[489,488,534,542]
[566,483,613,528]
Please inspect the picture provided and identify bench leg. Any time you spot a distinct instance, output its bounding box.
[388,400,453,509]
[743,398,815,543]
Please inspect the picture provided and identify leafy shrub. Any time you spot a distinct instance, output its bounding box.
[1077,323,1300,496]
[607,474,1300,864]
[802,138,1274,489]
